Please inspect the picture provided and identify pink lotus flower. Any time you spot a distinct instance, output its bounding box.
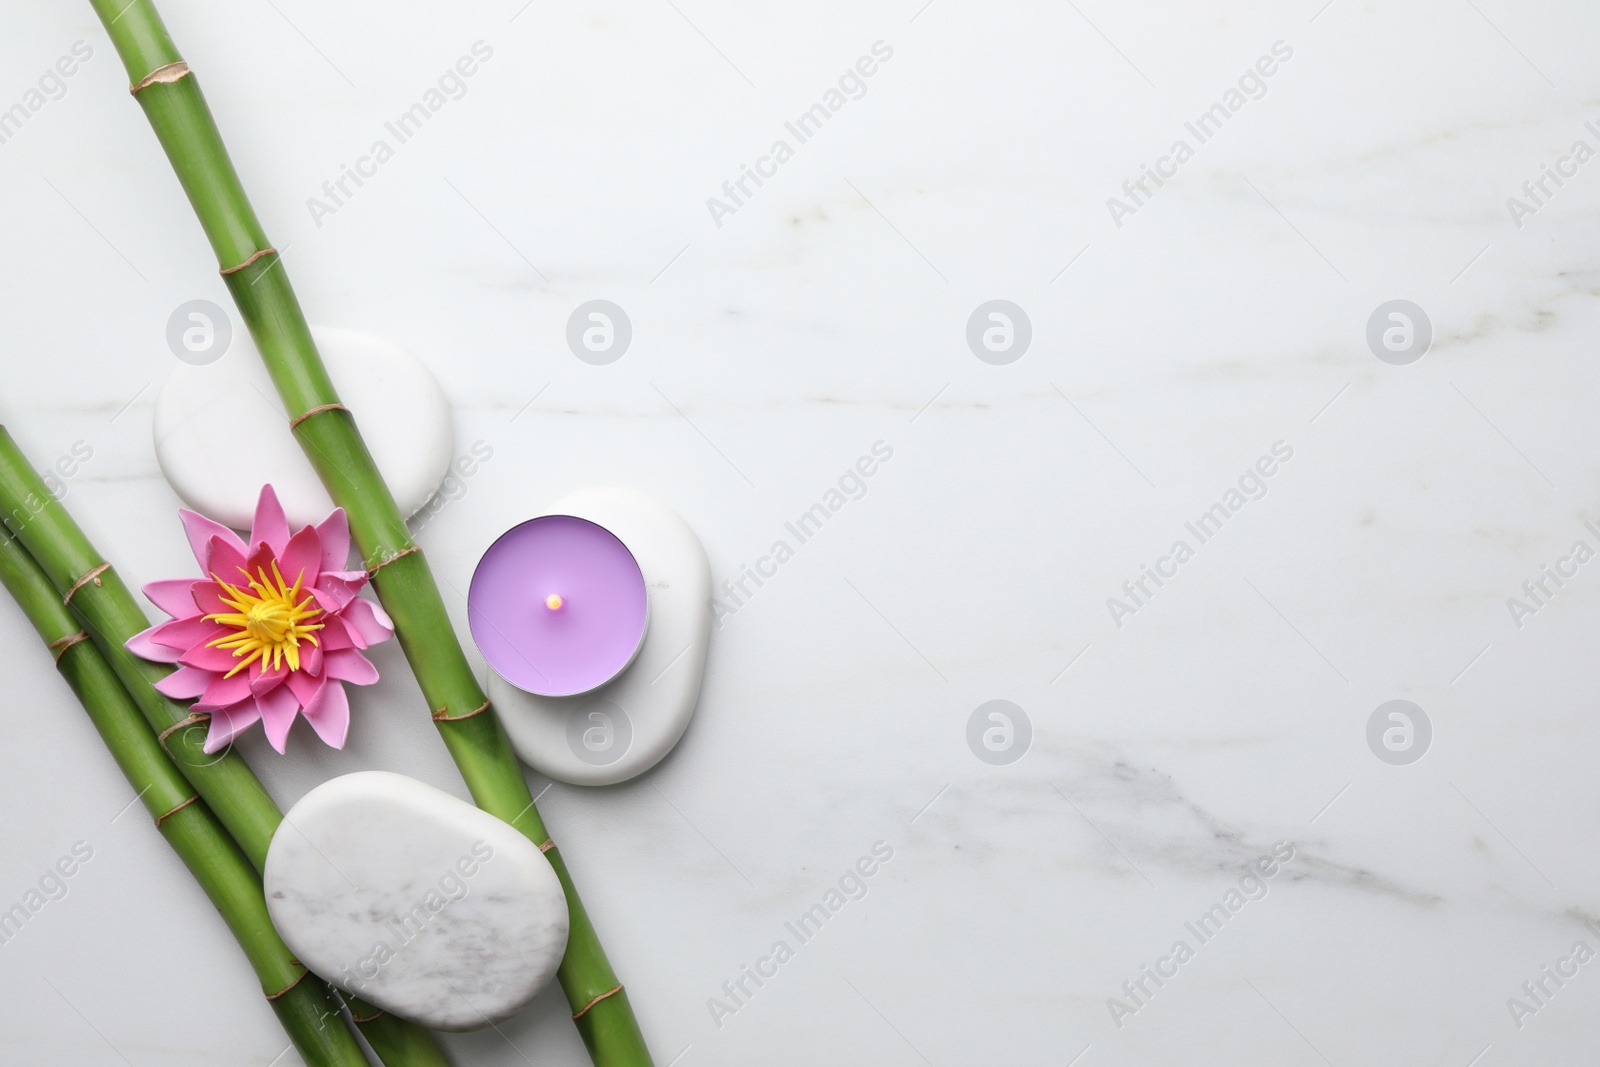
[127,485,393,753]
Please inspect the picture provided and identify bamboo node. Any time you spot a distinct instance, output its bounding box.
[571,984,624,1020]
[348,1007,386,1023]
[366,544,420,576]
[432,699,490,723]
[62,563,110,605]
[48,631,89,661]
[288,402,348,429]
[264,968,310,1002]
[219,247,277,276]
[157,712,210,747]
[537,838,555,853]
[154,794,200,827]
[129,61,191,95]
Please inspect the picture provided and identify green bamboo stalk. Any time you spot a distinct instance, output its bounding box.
[82,4,654,1061]
[0,525,371,1066]
[0,430,451,1067]
[0,428,276,862]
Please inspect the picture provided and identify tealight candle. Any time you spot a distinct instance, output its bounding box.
[469,515,649,697]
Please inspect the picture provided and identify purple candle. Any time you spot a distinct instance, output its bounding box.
[469,515,649,697]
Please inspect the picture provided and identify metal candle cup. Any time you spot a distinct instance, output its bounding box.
[468,515,649,697]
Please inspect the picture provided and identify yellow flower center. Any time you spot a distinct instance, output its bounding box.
[204,559,324,676]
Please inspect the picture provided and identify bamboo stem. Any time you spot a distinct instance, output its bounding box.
[0,525,372,1067]
[81,3,653,1060]
[0,430,451,1066]
[0,427,277,864]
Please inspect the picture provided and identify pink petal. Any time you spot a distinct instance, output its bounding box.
[368,597,393,630]
[203,700,260,753]
[143,579,202,620]
[127,626,184,664]
[250,486,291,558]
[207,536,249,586]
[311,571,366,613]
[181,642,248,673]
[153,665,212,699]
[179,510,246,572]
[148,615,226,653]
[279,526,323,591]
[245,541,277,586]
[300,679,350,749]
[315,509,351,574]
[250,660,289,696]
[323,648,378,686]
[301,642,324,677]
[286,669,324,708]
[257,685,301,753]
[201,670,253,708]
[318,616,355,651]
[339,598,393,649]
[192,581,234,617]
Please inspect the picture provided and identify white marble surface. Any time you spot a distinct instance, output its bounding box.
[1,2,1599,1065]
[264,771,568,1032]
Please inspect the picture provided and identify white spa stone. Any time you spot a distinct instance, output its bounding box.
[153,325,454,530]
[487,488,710,786]
[263,771,568,1032]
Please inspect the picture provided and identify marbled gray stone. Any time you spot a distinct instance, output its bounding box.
[263,771,568,1031]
